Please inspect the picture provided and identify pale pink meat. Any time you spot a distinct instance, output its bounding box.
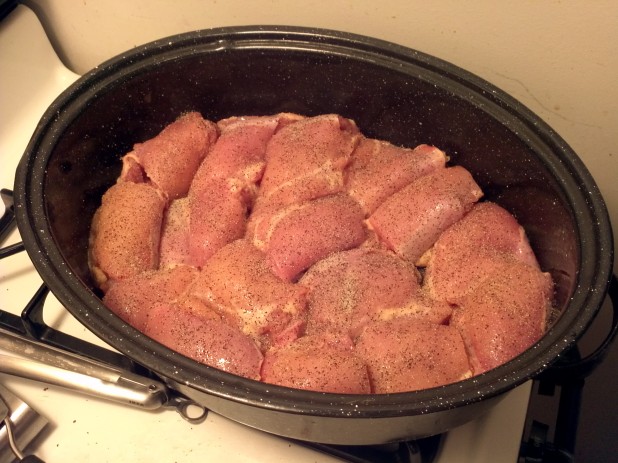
[424,202,540,303]
[450,262,552,374]
[247,114,361,247]
[372,293,453,327]
[143,302,263,380]
[300,248,423,338]
[367,166,483,263]
[356,318,472,393]
[188,176,250,267]
[264,193,367,282]
[159,197,191,268]
[189,239,308,350]
[187,114,297,266]
[261,334,371,393]
[102,265,198,331]
[346,140,447,214]
[256,114,360,208]
[200,113,302,188]
[89,181,166,290]
[120,111,218,199]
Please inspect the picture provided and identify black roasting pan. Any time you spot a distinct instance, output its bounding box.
[13,26,615,444]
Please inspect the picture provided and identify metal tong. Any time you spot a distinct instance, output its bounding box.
[0,326,207,423]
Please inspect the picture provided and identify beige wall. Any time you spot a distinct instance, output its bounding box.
[25,0,618,268]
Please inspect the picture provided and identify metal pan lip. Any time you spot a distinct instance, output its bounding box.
[14,25,614,419]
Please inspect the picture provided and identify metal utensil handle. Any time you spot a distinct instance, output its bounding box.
[0,326,168,410]
[541,273,618,382]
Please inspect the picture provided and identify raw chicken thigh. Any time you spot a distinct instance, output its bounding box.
[103,265,198,330]
[423,201,553,372]
[89,181,166,290]
[257,114,359,208]
[119,111,217,199]
[188,114,299,266]
[143,302,263,380]
[367,166,483,264]
[301,247,429,338]
[261,334,371,394]
[346,139,446,214]
[190,239,307,350]
[263,193,366,281]
[356,318,472,393]
[451,263,552,373]
[423,201,541,303]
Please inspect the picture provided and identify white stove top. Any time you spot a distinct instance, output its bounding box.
[0,4,545,462]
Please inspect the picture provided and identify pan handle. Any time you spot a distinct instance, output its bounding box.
[519,274,617,461]
[539,273,618,382]
[0,326,207,423]
[0,188,25,259]
[0,188,17,244]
